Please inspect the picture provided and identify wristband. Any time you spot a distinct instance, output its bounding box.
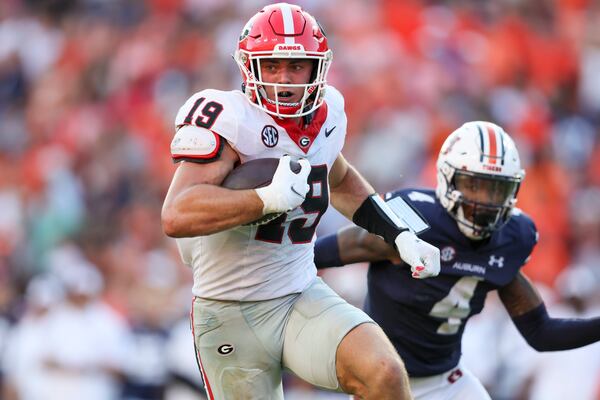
[352,194,408,246]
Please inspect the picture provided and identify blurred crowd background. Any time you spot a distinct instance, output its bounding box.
[0,0,599,399]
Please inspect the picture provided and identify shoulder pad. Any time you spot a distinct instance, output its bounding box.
[171,125,224,164]
[406,190,436,204]
[324,85,345,109]
[512,208,538,239]
[321,85,347,151]
[504,208,538,266]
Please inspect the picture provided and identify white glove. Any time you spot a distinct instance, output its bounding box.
[394,230,441,279]
[255,155,311,214]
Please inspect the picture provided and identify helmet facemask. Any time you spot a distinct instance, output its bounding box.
[235,49,332,119]
[447,169,521,239]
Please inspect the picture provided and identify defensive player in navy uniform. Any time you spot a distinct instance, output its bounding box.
[161,3,440,400]
[315,121,600,399]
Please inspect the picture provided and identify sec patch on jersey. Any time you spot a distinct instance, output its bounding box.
[222,158,301,226]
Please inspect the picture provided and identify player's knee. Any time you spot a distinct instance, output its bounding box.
[367,355,408,390]
[342,355,408,396]
[336,323,410,397]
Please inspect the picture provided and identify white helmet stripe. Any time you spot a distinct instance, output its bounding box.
[280,3,296,45]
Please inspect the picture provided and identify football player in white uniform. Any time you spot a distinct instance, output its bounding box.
[161,3,440,399]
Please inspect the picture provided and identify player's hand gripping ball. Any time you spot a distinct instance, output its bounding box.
[222,156,311,225]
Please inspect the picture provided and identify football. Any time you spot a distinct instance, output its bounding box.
[222,158,301,225]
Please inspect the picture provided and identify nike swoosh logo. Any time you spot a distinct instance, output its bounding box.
[324,126,336,137]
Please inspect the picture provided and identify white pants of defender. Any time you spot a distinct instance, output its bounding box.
[409,363,491,400]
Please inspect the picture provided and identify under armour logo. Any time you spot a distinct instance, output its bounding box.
[325,126,336,137]
[488,255,504,268]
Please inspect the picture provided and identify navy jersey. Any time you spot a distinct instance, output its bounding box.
[365,188,538,377]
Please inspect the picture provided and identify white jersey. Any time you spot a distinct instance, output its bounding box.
[171,86,347,300]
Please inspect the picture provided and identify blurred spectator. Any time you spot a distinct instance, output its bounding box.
[163,317,207,400]
[121,250,182,400]
[41,257,129,400]
[525,266,600,400]
[1,274,64,400]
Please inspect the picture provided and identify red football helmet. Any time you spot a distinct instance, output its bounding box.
[234,3,332,118]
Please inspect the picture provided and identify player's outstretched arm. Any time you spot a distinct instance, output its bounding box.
[328,154,440,278]
[314,226,400,269]
[499,272,600,351]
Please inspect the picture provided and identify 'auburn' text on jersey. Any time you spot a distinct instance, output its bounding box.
[366,188,538,377]
[171,86,347,301]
